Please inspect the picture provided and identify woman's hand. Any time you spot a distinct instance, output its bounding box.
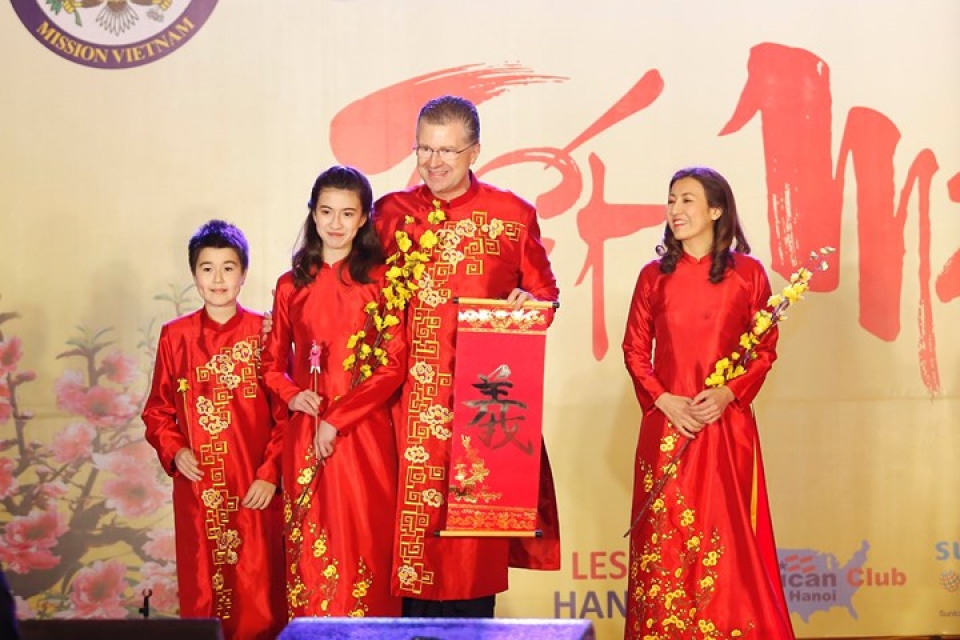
[654,392,705,438]
[314,420,338,460]
[242,479,276,509]
[289,390,323,416]
[689,386,736,425]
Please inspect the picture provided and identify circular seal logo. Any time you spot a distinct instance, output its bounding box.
[10,0,217,69]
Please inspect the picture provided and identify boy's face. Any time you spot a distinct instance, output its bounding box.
[193,247,246,312]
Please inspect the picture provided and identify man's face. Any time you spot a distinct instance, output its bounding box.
[415,120,480,202]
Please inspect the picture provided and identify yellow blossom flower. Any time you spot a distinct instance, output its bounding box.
[419,229,439,250]
[396,231,412,252]
[752,310,773,336]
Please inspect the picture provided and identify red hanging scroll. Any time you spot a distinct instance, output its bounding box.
[441,298,555,537]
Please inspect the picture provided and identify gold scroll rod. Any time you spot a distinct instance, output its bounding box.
[453,297,559,310]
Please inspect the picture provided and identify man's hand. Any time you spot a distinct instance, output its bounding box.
[242,479,276,509]
[505,288,536,310]
[174,448,203,481]
[289,390,323,416]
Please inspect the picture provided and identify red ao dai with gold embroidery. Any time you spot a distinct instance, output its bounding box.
[143,306,286,640]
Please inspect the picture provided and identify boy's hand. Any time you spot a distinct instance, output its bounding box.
[242,479,276,509]
[174,448,203,481]
[314,420,338,460]
[289,390,323,415]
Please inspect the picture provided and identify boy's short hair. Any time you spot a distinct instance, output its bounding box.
[188,220,250,272]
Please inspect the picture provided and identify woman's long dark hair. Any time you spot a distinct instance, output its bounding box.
[292,165,384,287]
[657,166,751,283]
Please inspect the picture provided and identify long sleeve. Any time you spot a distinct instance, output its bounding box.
[324,311,409,437]
[622,267,667,414]
[519,212,560,304]
[142,326,189,476]
[260,275,302,405]
[255,370,287,486]
[724,261,779,406]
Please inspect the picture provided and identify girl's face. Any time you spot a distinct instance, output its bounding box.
[666,177,721,257]
[312,188,368,264]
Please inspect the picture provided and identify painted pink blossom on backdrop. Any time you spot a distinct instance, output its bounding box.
[0,457,18,498]
[138,561,179,612]
[60,560,129,619]
[0,509,68,574]
[49,422,97,465]
[100,350,139,387]
[143,529,177,563]
[101,472,168,519]
[1,313,178,619]
[0,336,23,376]
[0,381,11,423]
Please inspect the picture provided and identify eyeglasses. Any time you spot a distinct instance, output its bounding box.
[413,143,477,162]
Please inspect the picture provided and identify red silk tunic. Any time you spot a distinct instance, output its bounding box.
[375,174,562,601]
[142,306,286,640]
[622,253,795,639]
[261,263,407,618]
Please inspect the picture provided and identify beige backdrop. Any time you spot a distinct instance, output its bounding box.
[1,1,958,638]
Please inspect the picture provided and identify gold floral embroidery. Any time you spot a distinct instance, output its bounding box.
[454,219,477,237]
[348,558,373,618]
[626,434,752,640]
[297,466,315,486]
[450,435,501,503]
[409,361,436,385]
[313,533,328,558]
[482,218,505,239]
[201,488,223,509]
[397,564,418,587]
[232,340,254,362]
[403,445,429,464]
[419,404,453,440]
[216,528,241,565]
[421,488,444,508]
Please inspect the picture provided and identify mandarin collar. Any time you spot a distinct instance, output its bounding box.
[419,171,480,209]
[201,304,245,332]
[679,252,712,266]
